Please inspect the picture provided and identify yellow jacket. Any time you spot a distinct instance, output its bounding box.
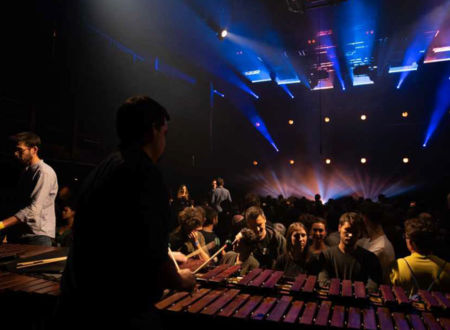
[390,252,450,297]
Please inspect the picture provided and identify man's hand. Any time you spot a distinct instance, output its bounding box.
[188,231,198,241]
[178,268,196,291]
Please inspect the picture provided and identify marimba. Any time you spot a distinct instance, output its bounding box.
[0,243,60,261]
[0,271,60,296]
[156,264,450,329]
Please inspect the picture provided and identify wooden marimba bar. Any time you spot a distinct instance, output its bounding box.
[0,271,60,296]
[156,287,450,329]
[157,264,450,329]
[198,265,450,312]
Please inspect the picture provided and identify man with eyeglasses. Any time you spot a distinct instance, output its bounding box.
[0,132,58,246]
[318,212,382,292]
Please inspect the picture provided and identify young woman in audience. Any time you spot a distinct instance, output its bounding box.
[275,222,320,278]
[55,201,76,247]
[308,217,329,256]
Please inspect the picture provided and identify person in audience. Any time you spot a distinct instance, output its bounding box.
[275,222,320,278]
[318,212,382,292]
[207,179,217,205]
[211,177,232,213]
[357,201,395,283]
[0,132,58,246]
[390,217,450,297]
[222,228,259,275]
[170,207,209,261]
[56,201,76,247]
[308,217,329,256]
[173,184,192,215]
[200,206,221,256]
[244,206,286,268]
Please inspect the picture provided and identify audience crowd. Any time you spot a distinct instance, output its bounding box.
[164,184,450,297]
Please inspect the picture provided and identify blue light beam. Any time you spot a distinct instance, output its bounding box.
[280,84,294,99]
[423,72,450,147]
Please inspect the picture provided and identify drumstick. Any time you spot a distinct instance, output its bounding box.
[185,241,216,259]
[193,241,230,274]
[16,256,67,269]
[168,248,180,272]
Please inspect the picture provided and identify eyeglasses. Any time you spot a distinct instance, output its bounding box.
[15,147,31,154]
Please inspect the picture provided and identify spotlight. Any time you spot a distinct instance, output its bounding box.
[289,160,295,165]
[324,117,331,123]
[402,112,408,118]
[288,120,294,125]
[253,160,258,166]
[402,157,409,164]
[422,143,427,148]
[360,157,367,164]
[218,29,228,40]
[325,158,331,165]
[255,122,261,127]
[360,114,367,121]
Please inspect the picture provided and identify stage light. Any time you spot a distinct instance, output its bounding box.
[219,29,228,39]
[288,120,294,125]
[402,112,408,118]
[360,114,367,121]
[402,157,409,164]
[360,158,367,164]
[324,117,331,123]
[325,158,331,165]
[255,122,261,127]
[289,160,295,165]
[253,161,258,166]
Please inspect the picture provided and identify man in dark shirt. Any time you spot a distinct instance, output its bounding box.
[318,212,382,292]
[244,206,286,269]
[200,206,221,256]
[57,96,195,330]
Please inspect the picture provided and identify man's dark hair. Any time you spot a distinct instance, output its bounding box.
[217,177,224,186]
[201,206,218,226]
[10,132,41,149]
[245,206,265,223]
[404,217,435,254]
[116,96,170,147]
[178,207,203,234]
[339,212,364,236]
